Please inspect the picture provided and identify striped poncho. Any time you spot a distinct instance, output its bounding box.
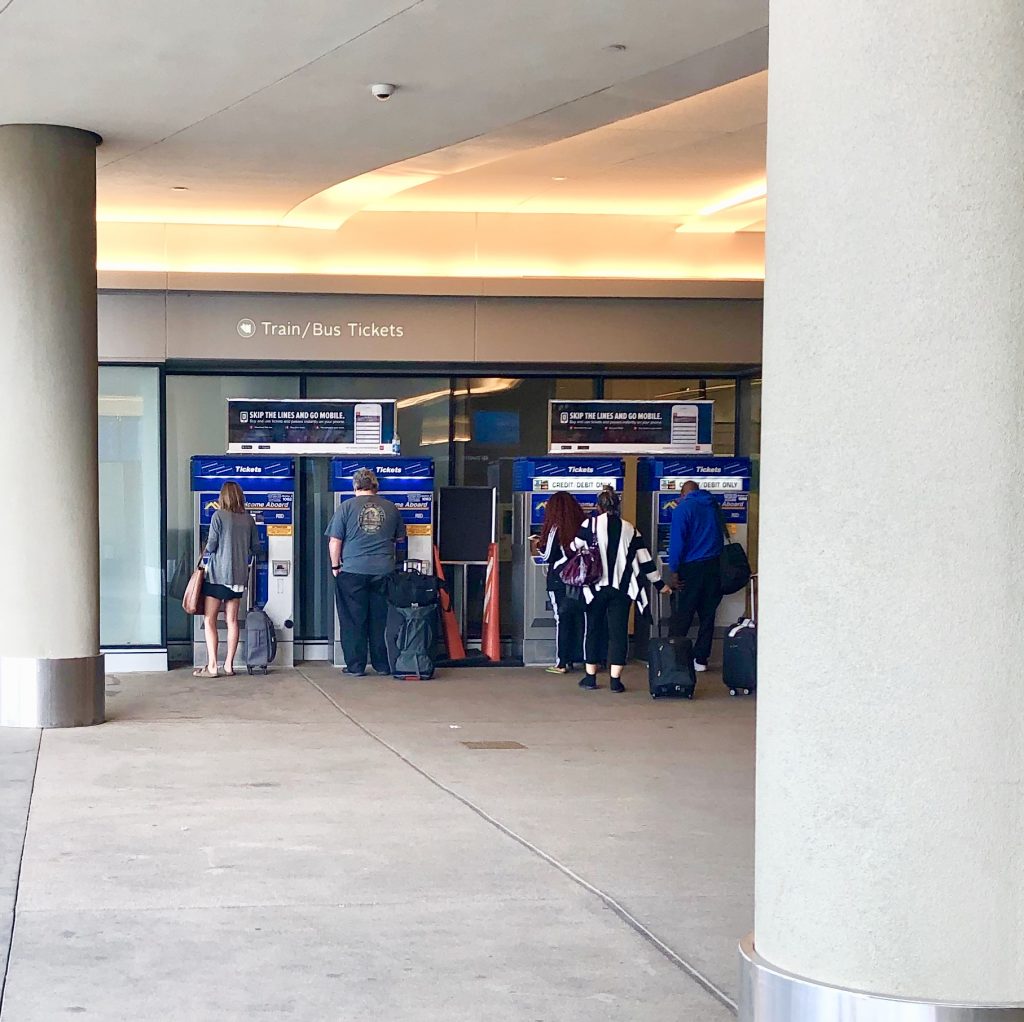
[573,512,665,617]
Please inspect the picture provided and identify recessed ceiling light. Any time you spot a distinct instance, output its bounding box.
[552,176,568,181]
[172,186,189,191]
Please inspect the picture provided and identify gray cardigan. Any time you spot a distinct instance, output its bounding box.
[205,510,259,587]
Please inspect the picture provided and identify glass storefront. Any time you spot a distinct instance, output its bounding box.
[98,366,162,646]
[99,367,759,656]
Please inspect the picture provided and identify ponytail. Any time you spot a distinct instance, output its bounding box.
[597,485,620,517]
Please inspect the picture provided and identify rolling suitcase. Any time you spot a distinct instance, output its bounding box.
[648,598,697,699]
[723,574,757,697]
[245,606,277,675]
[385,604,437,680]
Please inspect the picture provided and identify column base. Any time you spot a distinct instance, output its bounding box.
[0,655,105,728]
[740,936,1024,1021]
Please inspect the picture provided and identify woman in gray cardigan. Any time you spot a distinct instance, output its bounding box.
[194,481,260,678]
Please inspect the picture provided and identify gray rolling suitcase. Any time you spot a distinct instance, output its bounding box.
[245,606,277,675]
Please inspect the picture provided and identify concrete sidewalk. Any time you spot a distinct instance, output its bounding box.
[0,665,753,1021]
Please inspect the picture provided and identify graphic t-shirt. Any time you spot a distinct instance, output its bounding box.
[324,495,406,576]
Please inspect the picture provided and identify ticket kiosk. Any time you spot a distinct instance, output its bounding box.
[328,457,435,667]
[191,455,296,668]
[637,456,752,638]
[510,457,625,665]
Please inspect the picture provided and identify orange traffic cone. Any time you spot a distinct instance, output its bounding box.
[434,546,467,660]
[482,542,501,662]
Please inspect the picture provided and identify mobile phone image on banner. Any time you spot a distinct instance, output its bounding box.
[354,403,383,446]
[670,404,699,449]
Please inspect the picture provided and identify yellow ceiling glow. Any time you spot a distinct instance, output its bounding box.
[697,181,767,217]
[282,169,438,230]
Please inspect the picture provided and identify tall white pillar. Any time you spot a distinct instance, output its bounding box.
[0,124,104,728]
[742,1,1024,1018]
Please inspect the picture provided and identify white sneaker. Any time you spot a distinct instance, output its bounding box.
[693,660,708,673]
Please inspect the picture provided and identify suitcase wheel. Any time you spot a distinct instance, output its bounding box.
[247,667,253,675]
[743,688,751,696]
[650,692,658,700]
[686,692,694,700]
[729,688,738,697]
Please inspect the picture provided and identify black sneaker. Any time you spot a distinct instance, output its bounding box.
[610,679,626,693]
[342,666,366,677]
[578,675,598,690]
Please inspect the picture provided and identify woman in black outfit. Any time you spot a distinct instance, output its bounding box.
[575,486,664,692]
[531,491,586,673]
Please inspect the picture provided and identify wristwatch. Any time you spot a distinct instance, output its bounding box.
[331,564,342,573]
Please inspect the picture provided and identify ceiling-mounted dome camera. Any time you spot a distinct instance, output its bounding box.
[370,83,397,101]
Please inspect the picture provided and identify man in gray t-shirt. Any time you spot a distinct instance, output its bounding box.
[325,468,407,676]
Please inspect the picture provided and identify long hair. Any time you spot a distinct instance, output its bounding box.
[540,491,585,547]
[219,481,246,513]
[597,485,621,517]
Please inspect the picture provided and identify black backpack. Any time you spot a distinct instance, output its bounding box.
[386,567,438,608]
[716,505,752,595]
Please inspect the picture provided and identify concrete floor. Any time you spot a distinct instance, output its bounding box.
[0,663,754,1021]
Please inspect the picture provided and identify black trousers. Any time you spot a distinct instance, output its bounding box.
[549,586,585,666]
[670,556,722,664]
[335,571,389,672]
[584,587,631,667]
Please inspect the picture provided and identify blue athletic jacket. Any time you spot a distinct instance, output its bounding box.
[668,489,724,571]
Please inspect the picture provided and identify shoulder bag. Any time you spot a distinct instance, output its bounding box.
[182,557,206,616]
[716,504,752,595]
[559,517,603,588]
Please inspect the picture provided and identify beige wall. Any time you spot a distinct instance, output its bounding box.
[99,290,762,366]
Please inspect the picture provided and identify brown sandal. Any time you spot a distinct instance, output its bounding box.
[192,666,219,678]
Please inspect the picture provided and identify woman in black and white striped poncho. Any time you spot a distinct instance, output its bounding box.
[574,486,665,692]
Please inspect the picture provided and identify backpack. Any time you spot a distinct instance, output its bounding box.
[386,605,437,680]
[245,607,277,674]
[386,567,439,608]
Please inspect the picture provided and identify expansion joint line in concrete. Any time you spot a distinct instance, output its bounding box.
[300,671,738,1016]
[0,730,41,1019]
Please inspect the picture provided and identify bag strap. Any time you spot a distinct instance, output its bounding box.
[713,502,732,545]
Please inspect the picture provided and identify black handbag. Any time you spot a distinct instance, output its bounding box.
[716,505,752,595]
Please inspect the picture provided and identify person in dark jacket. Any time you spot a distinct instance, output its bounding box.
[668,480,725,672]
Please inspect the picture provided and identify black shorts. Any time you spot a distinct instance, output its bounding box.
[201,581,244,601]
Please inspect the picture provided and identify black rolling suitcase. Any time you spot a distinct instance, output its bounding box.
[648,597,697,699]
[723,575,757,697]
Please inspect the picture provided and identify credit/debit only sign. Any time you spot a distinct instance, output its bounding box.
[549,400,714,455]
[227,399,397,455]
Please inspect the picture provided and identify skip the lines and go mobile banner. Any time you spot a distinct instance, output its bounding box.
[548,400,714,455]
[227,399,398,455]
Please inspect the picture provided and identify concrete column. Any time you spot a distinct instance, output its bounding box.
[0,125,104,728]
[742,1,1024,1018]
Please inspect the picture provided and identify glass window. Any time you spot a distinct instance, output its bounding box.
[99,366,162,646]
[603,377,738,524]
[300,376,451,643]
[452,377,596,640]
[165,375,300,650]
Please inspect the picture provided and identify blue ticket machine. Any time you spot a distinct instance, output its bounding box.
[511,457,625,666]
[328,457,435,667]
[637,456,752,641]
[191,456,296,668]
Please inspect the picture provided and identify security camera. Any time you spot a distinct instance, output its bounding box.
[370,83,397,101]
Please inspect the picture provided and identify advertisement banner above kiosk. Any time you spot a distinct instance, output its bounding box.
[227,399,398,455]
[548,400,714,454]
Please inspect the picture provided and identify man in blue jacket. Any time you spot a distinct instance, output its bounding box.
[668,481,725,671]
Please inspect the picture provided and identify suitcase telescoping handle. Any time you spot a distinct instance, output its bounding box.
[749,573,758,625]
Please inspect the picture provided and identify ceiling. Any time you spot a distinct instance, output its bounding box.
[0,0,769,282]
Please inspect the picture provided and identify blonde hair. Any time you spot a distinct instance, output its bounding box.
[219,481,246,513]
